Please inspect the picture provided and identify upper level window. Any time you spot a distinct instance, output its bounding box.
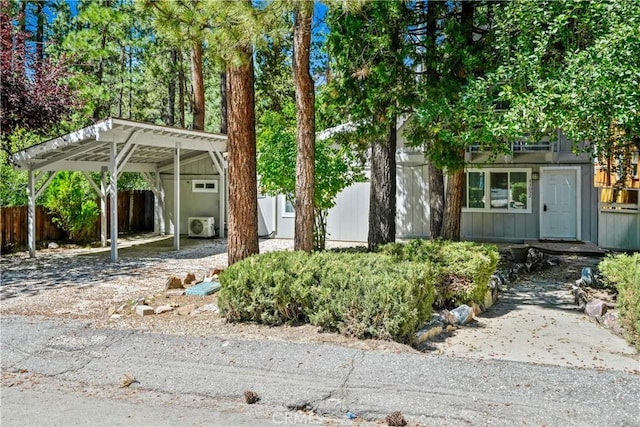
[463,169,531,213]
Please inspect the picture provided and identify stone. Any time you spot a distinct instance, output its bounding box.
[185,281,221,296]
[601,310,624,336]
[196,304,219,314]
[585,299,607,320]
[165,276,183,290]
[451,304,474,325]
[184,273,197,285]
[415,320,444,344]
[572,285,589,310]
[483,289,494,310]
[154,305,174,314]
[581,267,593,285]
[110,314,121,320]
[438,310,457,326]
[165,289,185,297]
[47,241,59,249]
[471,303,482,316]
[177,304,197,316]
[135,305,154,316]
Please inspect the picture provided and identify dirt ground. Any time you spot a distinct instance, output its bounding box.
[0,235,419,353]
[0,234,622,357]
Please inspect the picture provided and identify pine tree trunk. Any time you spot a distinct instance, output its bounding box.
[191,41,205,131]
[166,50,176,126]
[220,71,227,134]
[429,164,444,238]
[292,7,315,253]
[442,170,464,241]
[226,47,259,265]
[178,50,185,128]
[368,121,397,251]
[440,1,475,241]
[118,46,125,117]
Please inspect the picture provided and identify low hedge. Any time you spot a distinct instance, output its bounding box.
[379,239,499,308]
[599,252,640,350]
[218,251,436,344]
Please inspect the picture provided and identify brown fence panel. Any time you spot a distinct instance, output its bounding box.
[1,190,154,253]
[0,206,67,252]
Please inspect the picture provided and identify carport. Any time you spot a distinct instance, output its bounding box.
[9,117,228,262]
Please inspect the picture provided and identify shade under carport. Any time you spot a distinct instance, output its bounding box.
[9,117,228,262]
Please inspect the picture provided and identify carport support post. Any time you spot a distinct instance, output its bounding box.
[100,166,107,247]
[110,140,118,262]
[155,169,165,236]
[173,142,180,250]
[27,168,36,258]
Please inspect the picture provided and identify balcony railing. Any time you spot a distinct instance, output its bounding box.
[467,140,557,154]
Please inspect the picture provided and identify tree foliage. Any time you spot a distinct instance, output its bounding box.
[0,0,78,146]
[486,0,640,158]
[256,101,365,250]
[326,0,416,250]
[43,171,100,242]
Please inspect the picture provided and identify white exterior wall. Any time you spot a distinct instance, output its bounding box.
[272,161,432,242]
[162,158,222,236]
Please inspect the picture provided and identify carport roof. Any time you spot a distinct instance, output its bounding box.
[10,117,227,172]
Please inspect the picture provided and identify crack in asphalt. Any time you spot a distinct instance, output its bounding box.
[308,350,365,416]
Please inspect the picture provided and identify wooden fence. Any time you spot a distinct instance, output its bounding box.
[0,190,154,253]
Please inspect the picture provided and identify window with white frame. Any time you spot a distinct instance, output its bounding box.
[192,180,218,193]
[462,169,531,212]
[283,198,295,217]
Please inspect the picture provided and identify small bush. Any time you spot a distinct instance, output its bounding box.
[43,171,99,242]
[599,253,640,350]
[379,239,499,308]
[309,252,435,342]
[218,251,316,325]
[219,251,435,344]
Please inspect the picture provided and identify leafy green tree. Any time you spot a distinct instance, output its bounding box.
[408,0,501,240]
[326,0,417,250]
[257,101,365,250]
[61,0,157,121]
[486,0,640,164]
[43,171,100,242]
[141,0,214,130]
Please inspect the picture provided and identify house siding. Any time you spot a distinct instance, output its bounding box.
[598,210,640,250]
[162,158,222,235]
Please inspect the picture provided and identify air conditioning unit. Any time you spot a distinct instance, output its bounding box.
[188,217,215,238]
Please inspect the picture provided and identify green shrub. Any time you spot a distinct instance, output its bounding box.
[43,171,99,242]
[218,251,317,325]
[219,251,435,344]
[379,239,499,308]
[599,253,640,350]
[309,252,435,342]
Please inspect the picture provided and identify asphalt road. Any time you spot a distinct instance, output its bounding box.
[1,315,639,426]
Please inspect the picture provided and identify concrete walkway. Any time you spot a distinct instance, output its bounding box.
[427,277,639,373]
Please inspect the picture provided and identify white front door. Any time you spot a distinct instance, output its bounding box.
[540,168,580,240]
